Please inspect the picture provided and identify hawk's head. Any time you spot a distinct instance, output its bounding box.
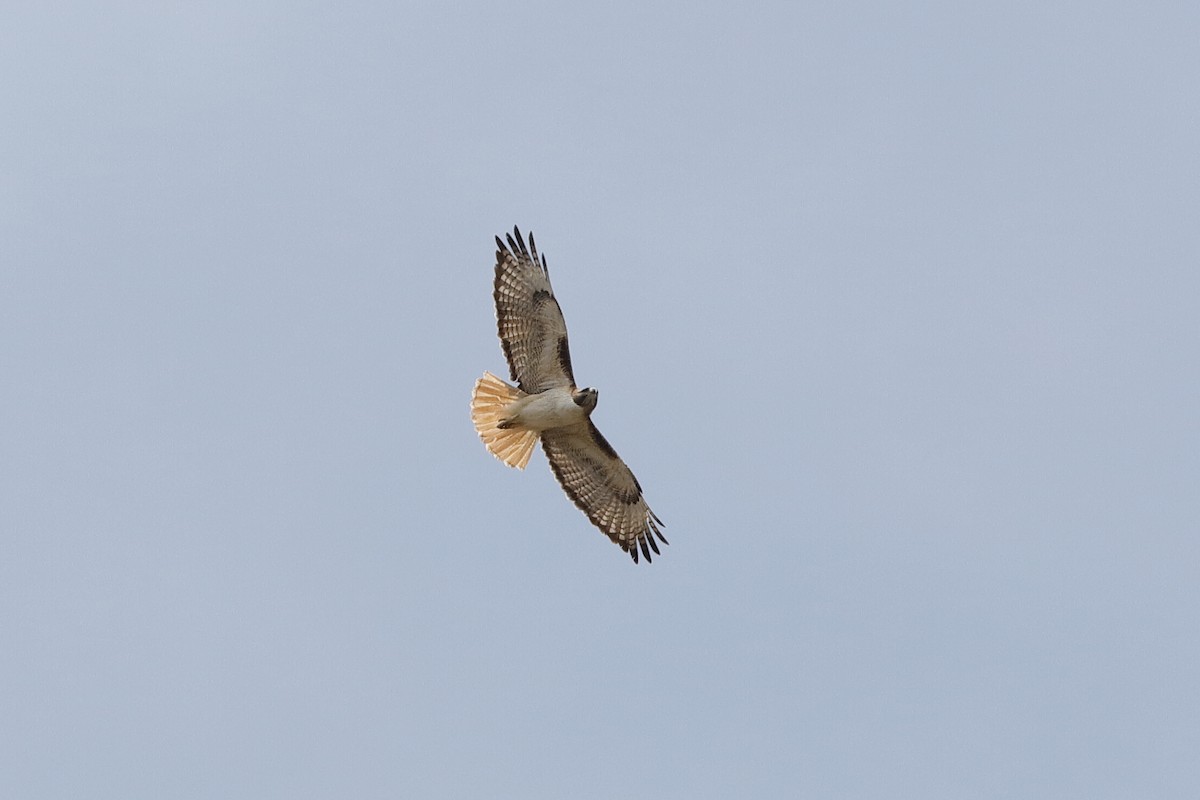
[572,387,598,412]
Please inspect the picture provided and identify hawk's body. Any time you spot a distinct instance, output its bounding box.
[471,227,666,563]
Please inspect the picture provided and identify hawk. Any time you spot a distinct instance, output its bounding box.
[471,226,667,563]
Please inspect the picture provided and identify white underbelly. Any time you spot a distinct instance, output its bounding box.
[511,388,586,431]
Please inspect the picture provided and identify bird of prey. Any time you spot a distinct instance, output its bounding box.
[471,227,667,563]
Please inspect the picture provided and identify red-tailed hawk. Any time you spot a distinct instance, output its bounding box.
[471,227,667,563]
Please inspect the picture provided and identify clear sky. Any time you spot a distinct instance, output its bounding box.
[3,3,1198,798]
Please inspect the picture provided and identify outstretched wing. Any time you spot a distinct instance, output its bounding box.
[541,421,667,563]
[493,227,576,394]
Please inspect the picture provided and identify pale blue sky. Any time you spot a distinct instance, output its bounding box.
[3,3,1198,798]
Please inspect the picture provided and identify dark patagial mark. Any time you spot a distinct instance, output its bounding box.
[586,421,620,461]
[556,335,575,385]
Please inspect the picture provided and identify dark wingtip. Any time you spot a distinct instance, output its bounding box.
[649,511,668,546]
[500,226,549,273]
[508,226,530,257]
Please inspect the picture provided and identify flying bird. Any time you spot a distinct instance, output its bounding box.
[471,227,667,563]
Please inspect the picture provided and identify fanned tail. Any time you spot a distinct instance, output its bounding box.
[471,371,538,469]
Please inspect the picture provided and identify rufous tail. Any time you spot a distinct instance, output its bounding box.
[471,371,538,469]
